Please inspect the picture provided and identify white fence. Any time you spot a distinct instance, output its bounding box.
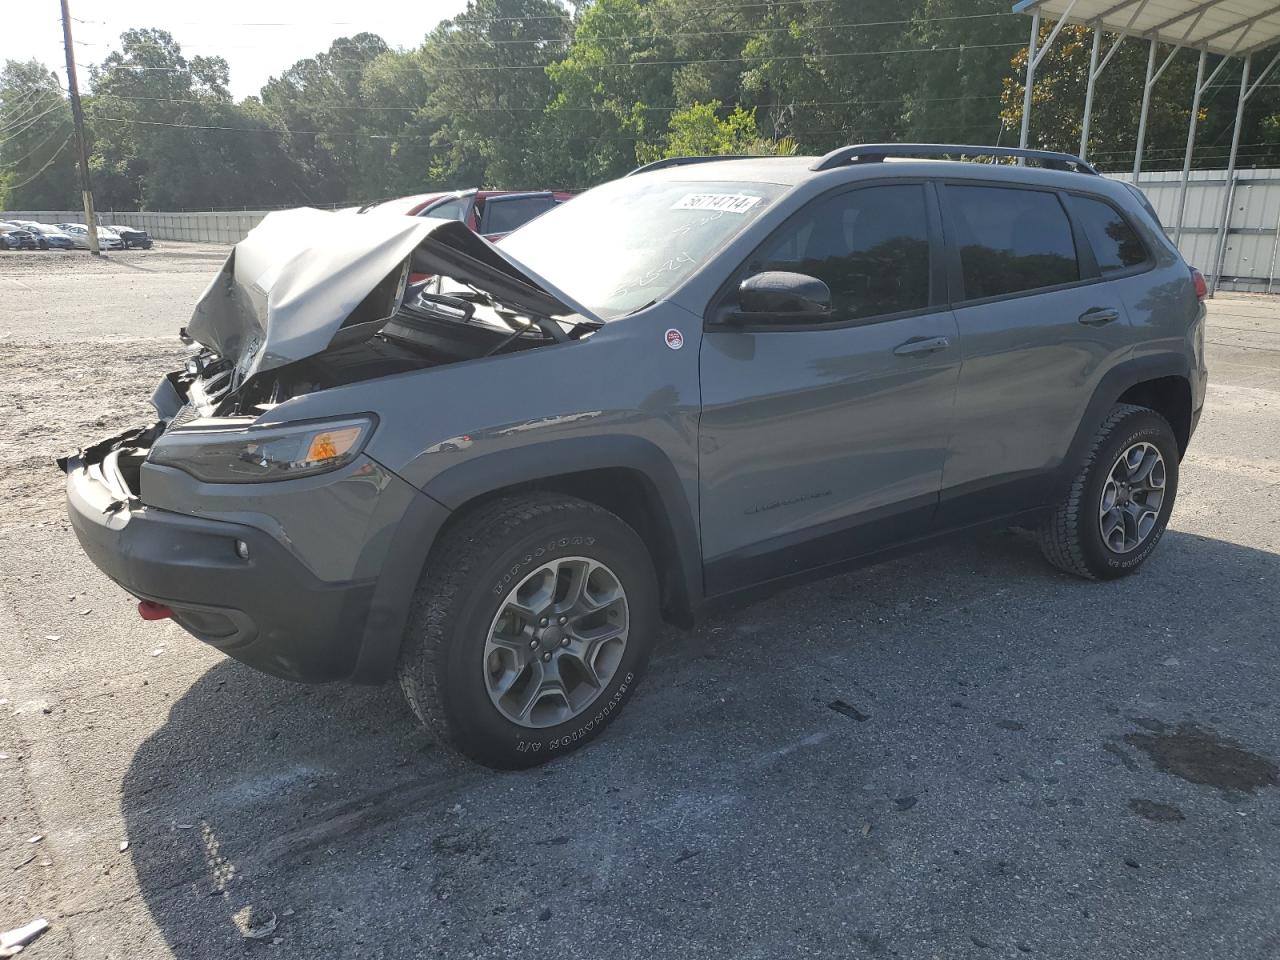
[6,168,1280,292]
[0,209,268,245]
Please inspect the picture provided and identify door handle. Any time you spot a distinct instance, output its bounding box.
[893,335,950,356]
[1078,307,1120,326]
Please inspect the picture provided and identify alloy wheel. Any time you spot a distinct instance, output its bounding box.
[1098,441,1166,554]
[482,556,629,728]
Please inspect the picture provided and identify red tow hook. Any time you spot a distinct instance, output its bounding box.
[137,600,174,621]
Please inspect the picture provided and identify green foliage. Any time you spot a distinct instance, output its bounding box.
[5,0,1280,211]
[636,101,793,163]
[0,60,77,208]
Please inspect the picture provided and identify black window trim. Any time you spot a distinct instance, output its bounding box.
[1060,189,1155,282]
[705,177,949,334]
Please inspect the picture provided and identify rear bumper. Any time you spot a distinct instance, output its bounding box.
[63,432,451,684]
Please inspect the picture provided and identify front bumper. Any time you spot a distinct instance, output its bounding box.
[65,451,377,682]
[63,429,450,684]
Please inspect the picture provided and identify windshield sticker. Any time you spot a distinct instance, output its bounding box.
[672,193,763,214]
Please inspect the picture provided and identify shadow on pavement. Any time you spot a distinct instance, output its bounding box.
[121,529,1280,959]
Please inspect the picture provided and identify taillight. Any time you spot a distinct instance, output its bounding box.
[1190,267,1207,300]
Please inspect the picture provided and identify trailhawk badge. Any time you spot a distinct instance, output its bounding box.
[664,328,684,350]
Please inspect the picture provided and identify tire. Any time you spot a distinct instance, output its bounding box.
[1039,403,1180,580]
[398,493,659,768]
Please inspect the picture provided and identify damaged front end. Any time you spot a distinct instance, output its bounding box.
[63,207,600,489]
[58,207,594,681]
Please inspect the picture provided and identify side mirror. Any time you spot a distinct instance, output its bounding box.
[731,271,832,322]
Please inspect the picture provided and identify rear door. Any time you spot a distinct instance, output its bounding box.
[936,181,1139,524]
[698,181,961,595]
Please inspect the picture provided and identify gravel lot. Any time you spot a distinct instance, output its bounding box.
[1,245,1278,960]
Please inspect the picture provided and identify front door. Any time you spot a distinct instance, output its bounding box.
[699,182,961,595]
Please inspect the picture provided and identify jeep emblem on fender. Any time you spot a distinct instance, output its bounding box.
[665,328,684,350]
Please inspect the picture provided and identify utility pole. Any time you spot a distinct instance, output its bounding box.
[59,0,100,255]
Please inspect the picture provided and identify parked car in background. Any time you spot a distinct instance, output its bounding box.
[11,221,76,250]
[105,224,153,249]
[56,223,124,250]
[0,222,39,250]
[360,189,575,241]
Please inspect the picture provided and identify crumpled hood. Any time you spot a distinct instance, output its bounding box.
[187,207,595,381]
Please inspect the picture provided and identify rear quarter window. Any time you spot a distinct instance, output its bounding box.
[948,184,1079,300]
[1065,194,1149,274]
[482,196,555,234]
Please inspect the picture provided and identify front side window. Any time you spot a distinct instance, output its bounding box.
[748,183,932,322]
[948,185,1079,300]
[1065,194,1148,274]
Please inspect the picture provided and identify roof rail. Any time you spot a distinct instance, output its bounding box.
[626,155,755,176]
[809,143,1100,176]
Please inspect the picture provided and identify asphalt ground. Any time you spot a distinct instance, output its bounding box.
[1,244,1278,959]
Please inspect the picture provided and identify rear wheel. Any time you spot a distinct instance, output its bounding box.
[1039,403,1179,580]
[398,493,658,768]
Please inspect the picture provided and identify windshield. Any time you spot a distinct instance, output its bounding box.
[497,177,784,320]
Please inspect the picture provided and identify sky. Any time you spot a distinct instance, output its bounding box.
[2,0,473,99]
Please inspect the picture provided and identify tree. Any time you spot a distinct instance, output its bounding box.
[419,0,574,189]
[260,33,396,203]
[636,100,794,163]
[539,0,676,186]
[0,60,77,209]
[87,29,304,209]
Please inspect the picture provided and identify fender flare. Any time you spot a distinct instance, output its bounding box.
[1058,351,1192,491]
[423,434,703,621]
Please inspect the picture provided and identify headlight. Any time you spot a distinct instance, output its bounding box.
[148,416,375,483]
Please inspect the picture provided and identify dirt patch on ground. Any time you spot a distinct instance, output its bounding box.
[1125,721,1279,795]
[0,339,183,528]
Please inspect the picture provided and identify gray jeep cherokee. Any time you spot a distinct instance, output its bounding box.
[61,144,1208,768]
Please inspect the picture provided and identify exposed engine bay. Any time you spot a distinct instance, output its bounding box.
[160,207,601,421]
[59,207,603,495]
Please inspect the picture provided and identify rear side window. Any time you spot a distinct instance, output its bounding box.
[948,185,1078,300]
[752,183,931,322]
[481,196,555,234]
[1065,194,1148,274]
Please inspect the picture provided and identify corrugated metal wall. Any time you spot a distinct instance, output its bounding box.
[1112,168,1280,293]
[7,169,1280,293]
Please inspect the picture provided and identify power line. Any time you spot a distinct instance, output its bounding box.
[0,102,67,145]
[79,40,1025,79]
[65,1,1014,28]
[1,120,72,168]
[68,11,1018,51]
[0,89,61,133]
[90,114,999,142]
[1,134,73,191]
[96,92,1003,113]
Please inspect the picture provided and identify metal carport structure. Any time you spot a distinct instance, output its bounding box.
[1012,0,1280,293]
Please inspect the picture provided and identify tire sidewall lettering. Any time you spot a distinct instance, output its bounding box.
[491,535,598,596]
[538,672,634,753]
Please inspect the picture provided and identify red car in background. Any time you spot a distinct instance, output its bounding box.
[359,188,576,241]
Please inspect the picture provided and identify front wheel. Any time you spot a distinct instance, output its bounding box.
[398,493,658,768]
[1039,403,1180,580]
